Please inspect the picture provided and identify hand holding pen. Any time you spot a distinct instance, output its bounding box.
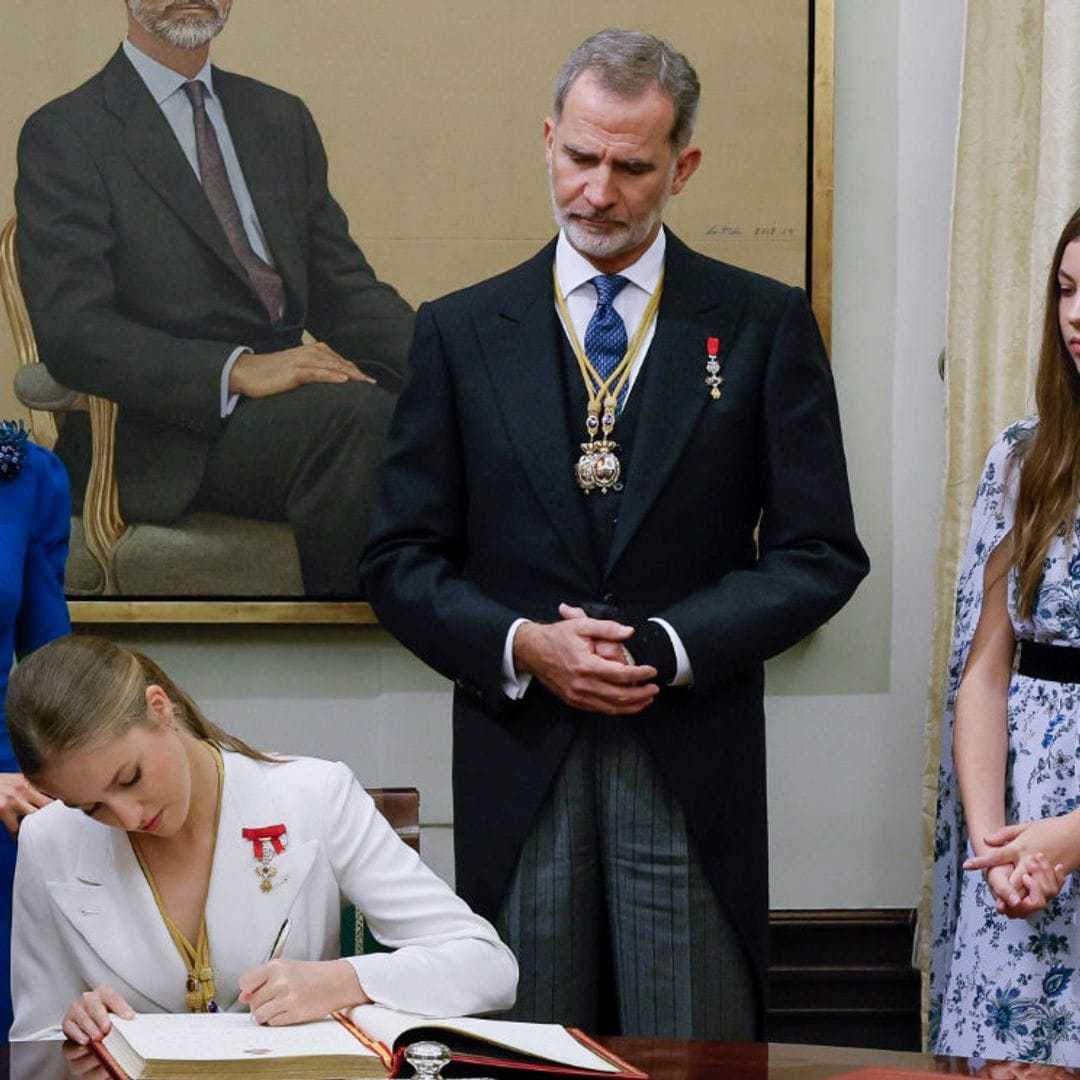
[237,915,373,1026]
[239,918,291,1024]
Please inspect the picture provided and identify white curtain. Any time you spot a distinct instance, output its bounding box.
[916,0,1080,1036]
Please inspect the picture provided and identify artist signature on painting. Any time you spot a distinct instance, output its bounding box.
[706,224,801,240]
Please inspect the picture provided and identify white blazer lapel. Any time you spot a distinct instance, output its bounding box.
[46,817,187,1012]
[204,754,320,1006]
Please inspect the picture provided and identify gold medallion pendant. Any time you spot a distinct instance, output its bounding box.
[575,439,621,494]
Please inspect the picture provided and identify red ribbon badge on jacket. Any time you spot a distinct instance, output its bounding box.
[242,824,287,893]
[705,336,724,399]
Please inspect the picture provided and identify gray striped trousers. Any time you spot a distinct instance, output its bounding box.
[494,717,757,1038]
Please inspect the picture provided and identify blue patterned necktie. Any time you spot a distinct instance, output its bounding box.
[583,274,630,406]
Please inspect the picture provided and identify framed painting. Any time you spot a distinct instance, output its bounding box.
[0,0,833,623]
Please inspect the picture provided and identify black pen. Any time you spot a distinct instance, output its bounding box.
[264,917,292,964]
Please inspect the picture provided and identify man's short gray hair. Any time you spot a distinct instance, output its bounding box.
[552,29,700,150]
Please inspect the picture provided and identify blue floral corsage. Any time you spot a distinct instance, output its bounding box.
[0,420,29,481]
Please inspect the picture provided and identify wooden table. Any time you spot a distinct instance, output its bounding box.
[601,1039,961,1080]
[0,1037,1003,1080]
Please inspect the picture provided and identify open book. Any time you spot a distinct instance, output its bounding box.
[347,1005,647,1078]
[92,1007,646,1080]
[95,1011,390,1079]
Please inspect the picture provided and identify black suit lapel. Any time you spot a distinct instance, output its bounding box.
[476,244,597,585]
[214,69,306,308]
[102,50,250,288]
[605,232,747,575]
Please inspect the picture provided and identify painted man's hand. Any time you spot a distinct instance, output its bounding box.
[229,342,375,398]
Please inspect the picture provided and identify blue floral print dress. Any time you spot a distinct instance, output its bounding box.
[931,417,1080,1065]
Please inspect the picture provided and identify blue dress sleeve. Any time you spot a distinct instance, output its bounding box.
[15,445,71,659]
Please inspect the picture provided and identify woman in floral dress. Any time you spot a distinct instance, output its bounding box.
[932,207,1080,1065]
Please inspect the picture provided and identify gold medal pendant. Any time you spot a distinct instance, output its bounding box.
[575,439,621,494]
[576,393,622,494]
[256,860,278,892]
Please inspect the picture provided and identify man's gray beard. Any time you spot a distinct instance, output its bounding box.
[128,0,228,49]
[547,171,666,262]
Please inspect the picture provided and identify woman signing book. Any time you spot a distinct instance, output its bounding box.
[5,635,517,1045]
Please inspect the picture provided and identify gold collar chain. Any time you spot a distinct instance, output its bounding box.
[132,742,225,1013]
[552,263,664,493]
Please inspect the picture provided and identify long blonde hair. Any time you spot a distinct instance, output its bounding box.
[1013,206,1080,615]
[6,635,276,778]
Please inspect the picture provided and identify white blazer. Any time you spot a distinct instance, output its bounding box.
[10,752,517,1040]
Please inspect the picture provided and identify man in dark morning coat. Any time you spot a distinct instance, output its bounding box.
[363,30,869,1037]
[15,0,413,597]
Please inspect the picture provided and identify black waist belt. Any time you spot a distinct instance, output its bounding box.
[1017,639,1080,683]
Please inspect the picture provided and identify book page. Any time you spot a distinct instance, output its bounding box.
[350,1007,619,1073]
[106,1012,379,1062]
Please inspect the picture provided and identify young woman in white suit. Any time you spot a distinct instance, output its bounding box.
[5,635,516,1045]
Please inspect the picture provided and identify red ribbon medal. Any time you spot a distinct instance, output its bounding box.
[242,824,287,892]
[705,336,724,399]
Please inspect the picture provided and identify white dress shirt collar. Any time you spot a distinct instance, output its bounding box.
[122,36,216,105]
[554,226,666,300]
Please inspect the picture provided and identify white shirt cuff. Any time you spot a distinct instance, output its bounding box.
[649,617,693,686]
[221,346,251,417]
[501,618,532,700]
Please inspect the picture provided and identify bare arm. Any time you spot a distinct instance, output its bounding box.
[957,534,1080,915]
[953,536,1022,911]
